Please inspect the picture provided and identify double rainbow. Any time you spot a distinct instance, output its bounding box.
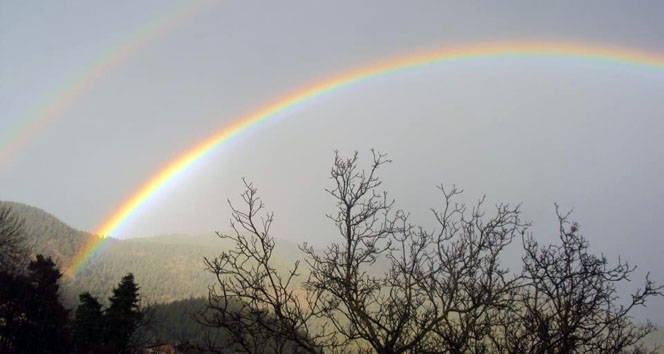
[64,41,664,277]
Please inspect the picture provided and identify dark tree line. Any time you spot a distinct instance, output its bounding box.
[0,254,71,354]
[73,273,152,354]
[199,150,662,354]
[0,205,151,354]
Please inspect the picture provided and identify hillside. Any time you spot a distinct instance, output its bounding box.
[0,201,301,306]
[64,234,219,305]
[0,201,93,268]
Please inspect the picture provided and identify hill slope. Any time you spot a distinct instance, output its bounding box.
[0,201,299,306]
[0,201,93,268]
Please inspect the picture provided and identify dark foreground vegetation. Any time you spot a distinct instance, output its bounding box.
[0,151,662,353]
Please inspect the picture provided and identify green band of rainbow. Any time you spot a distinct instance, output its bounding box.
[0,0,217,172]
[64,41,664,277]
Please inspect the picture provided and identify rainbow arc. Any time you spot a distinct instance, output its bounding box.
[64,41,664,277]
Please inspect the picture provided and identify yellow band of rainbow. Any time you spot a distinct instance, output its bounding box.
[64,41,664,277]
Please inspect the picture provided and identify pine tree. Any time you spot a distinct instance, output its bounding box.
[0,271,31,353]
[7,255,72,354]
[73,292,104,354]
[105,273,143,353]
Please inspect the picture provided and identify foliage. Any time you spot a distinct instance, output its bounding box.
[144,297,245,352]
[103,273,147,353]
[0,255,72,354]
[73,292,104,354]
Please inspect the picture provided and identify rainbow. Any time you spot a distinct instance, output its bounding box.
[0,0,217,172]
[64,41,664,277]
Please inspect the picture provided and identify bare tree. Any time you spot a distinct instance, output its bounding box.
[490,205,663,354]
[197,179,338,354]
[125,304,163,353]
[0,204,29,274]
[300,151,527,354]
[202,151,660,354]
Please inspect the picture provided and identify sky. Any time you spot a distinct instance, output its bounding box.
[1,0,663,317]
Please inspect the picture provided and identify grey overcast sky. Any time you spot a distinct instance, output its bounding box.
[1,0,663,317]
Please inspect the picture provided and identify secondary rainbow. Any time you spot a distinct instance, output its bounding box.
[64,41,664,277]
[0,0,218,172]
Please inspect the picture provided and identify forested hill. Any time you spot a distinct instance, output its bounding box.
[64,234,218,306]
[0,201,300,307]
[0,201,95,268]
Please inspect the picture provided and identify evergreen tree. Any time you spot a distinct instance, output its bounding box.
[0,271,31,353]
[4,255,72,354]
[73,292,104,354]
[105,273,143,353]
